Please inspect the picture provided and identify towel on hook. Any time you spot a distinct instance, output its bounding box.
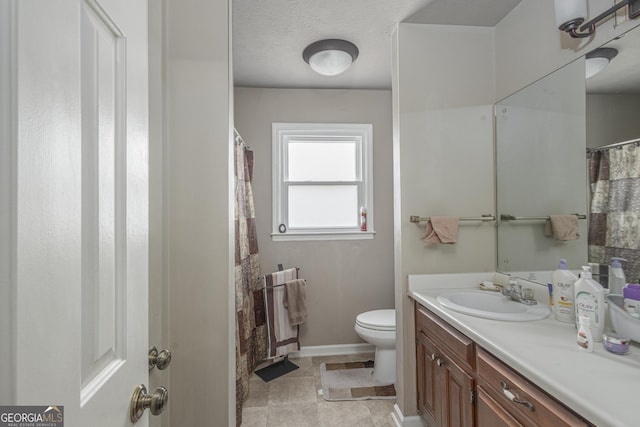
[263,268,300,358]
[424,216,459,244]
[544,215,580,241]
[283,279,308,326]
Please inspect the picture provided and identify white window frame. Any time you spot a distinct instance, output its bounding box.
[272,123,375,241]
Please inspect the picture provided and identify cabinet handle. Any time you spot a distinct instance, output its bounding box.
[501,381,534,411]
[430,353,444,367]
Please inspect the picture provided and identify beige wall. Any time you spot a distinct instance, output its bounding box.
[234,87,395,346]
[393,23,496,416]
[165,0,234,425]
[587,94,640,148]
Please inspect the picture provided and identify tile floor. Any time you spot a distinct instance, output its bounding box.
[240,353,396,427]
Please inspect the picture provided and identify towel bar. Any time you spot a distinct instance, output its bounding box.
[409,214,495,223]
[264,279,306,290]
[262,266,302,289]
[500,214,587,222]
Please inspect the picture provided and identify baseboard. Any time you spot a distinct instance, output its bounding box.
[289,343,375,358]
[391,404,424,427]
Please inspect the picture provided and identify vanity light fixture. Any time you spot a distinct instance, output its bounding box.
[555,0,640,38]
[302,39,359,76]
[585,47,618,78]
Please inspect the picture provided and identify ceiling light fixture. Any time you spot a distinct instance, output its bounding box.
[555,0,640,38]
[302,39,359,76]
[585,47,618,79]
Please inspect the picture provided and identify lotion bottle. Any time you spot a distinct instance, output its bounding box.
[552,259,578,323]
[574,266,605,342]
[576,315,594,353]
[609,257,627,295]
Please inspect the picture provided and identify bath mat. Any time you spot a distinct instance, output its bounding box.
[319,360,396,401]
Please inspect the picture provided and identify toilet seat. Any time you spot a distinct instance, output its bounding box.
[356,309,395,331]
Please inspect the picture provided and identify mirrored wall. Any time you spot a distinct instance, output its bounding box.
[496,24,640,282]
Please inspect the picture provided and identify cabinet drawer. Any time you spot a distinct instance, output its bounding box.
[477,348,591,427]
[416,304,474,370]
[477,385,524,427]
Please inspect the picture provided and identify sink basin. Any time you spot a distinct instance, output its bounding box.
[437,290,550,321]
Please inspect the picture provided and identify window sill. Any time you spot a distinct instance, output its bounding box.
[271,230,376,242]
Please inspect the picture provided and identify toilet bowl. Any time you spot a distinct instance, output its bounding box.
[354,309,396,384]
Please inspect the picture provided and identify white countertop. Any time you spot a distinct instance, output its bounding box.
[409,273,640,427]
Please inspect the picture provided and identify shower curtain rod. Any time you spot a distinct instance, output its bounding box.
[587,137,640,154]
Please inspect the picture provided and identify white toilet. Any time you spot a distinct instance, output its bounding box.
[354,309,396,384]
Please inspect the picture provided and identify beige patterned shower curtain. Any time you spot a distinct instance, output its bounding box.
[234,130,265,425]
[589,143,640,283]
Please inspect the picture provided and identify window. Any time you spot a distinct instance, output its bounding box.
[272,123,374,241]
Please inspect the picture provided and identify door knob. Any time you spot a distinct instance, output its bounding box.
[149,346,172,370]
[130,384,169,423]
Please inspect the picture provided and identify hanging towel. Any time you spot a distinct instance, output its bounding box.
[544,215,580,241]
[263,268,300,358]
[424,216,460,244]
[283,279,308,326]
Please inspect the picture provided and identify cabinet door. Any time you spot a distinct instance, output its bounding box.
[441,351,475,427]
[417,331,474,427]
[477,386,524,427]
[417,331,442,427]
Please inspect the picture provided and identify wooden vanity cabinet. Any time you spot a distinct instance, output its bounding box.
[415,302,593,427]
[416,304,475,427]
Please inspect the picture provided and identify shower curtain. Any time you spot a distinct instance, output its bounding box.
[234,130,265,425]
[589,143,640,283]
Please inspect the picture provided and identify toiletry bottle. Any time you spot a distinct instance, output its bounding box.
[609,257,627,295]
[574,266,605,342]
[360,207,367,231]
[552,259,578,323]
[623,283,640,318]
[576,315,594,353]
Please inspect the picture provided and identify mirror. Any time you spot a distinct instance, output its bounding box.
[496,25,640,283]
[496,58,588,275]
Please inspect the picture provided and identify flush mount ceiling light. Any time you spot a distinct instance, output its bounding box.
[555,0,640,38]
[585,47,618,79]
[302,39,359,76]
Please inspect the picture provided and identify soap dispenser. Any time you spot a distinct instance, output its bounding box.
[574,266,605,342]
[609,257,627,295]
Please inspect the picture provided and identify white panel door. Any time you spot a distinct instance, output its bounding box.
[7,0,151,425]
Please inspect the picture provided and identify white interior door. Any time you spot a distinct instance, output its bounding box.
[4,0,151,425]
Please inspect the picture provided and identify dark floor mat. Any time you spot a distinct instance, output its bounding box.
[254,358,299,382]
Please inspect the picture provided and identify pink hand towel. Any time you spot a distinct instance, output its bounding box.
[424,216,459,244]
[544,215,580,241]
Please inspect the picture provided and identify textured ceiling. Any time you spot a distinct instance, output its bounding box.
[232,0,522,90]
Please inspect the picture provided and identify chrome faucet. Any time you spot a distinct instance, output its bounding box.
[501,280,537,305]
